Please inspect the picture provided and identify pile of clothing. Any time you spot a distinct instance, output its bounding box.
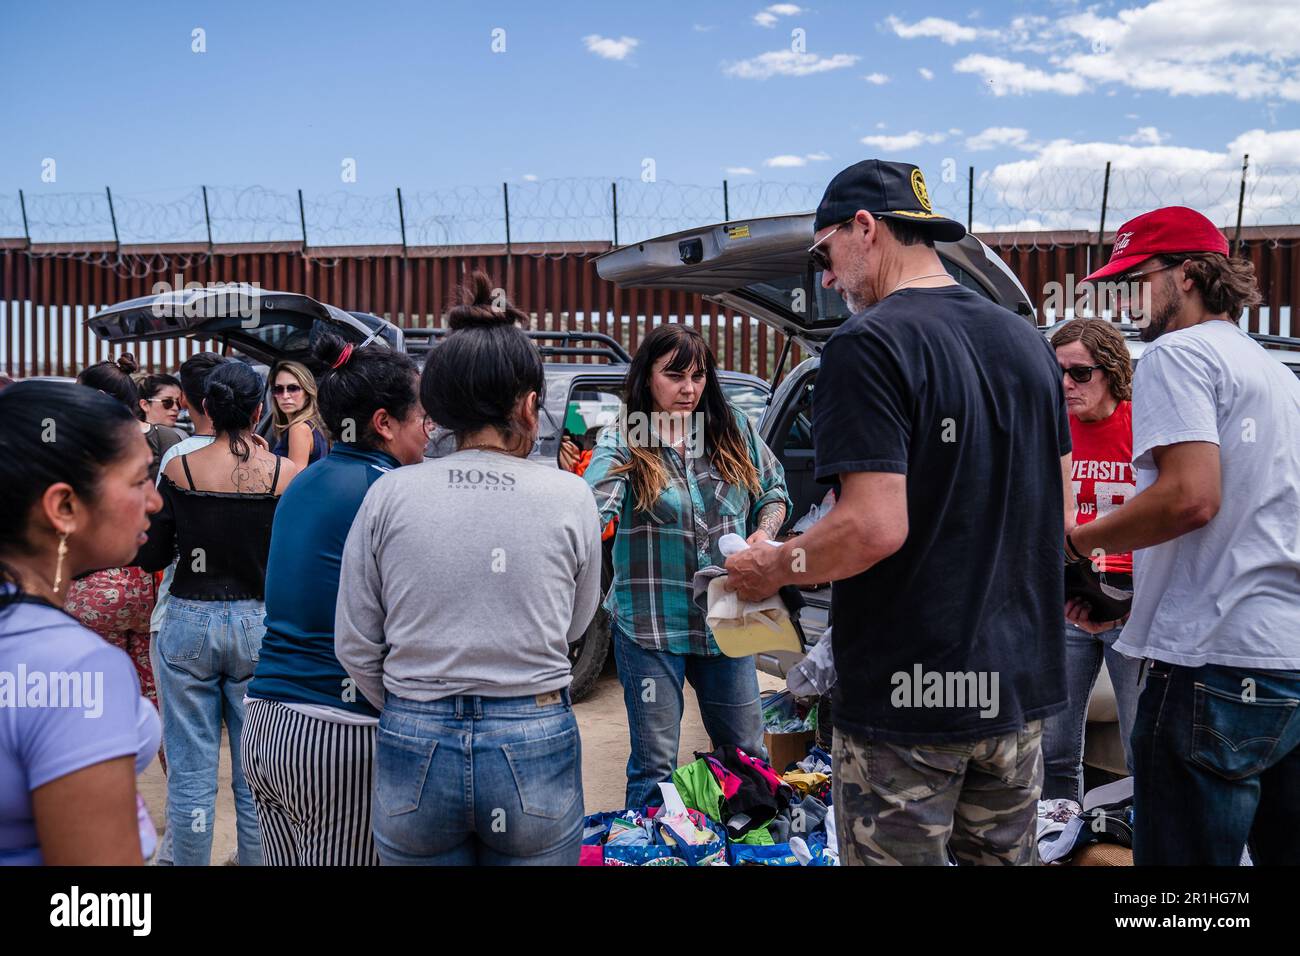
[582,744,839,866]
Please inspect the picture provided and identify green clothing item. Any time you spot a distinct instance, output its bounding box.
[670,759,776,846]
[671,760,723,821]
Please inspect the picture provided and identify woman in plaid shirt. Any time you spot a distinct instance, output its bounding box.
[584,324,791,808]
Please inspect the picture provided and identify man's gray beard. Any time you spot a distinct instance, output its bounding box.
[844,286,873,314]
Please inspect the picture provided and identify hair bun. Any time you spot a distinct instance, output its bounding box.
[445,271,529,331]
[207,380,235,402]
[115,352,139,375]
[310,327,351,370]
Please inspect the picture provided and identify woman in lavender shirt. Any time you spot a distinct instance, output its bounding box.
[0,381,163,865]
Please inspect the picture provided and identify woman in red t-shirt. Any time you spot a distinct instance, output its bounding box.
[1043,319,1145,804]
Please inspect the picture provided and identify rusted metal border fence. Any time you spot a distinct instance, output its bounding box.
[2,227,1297,380]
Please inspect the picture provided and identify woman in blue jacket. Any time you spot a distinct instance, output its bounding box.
[243,331,429,865]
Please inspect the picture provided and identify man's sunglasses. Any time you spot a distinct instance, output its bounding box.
[272,383,303,396]
[1062,364,1104,384]
[808,219,854,272]
[1115,260,1178,286]
[144,397,180,410]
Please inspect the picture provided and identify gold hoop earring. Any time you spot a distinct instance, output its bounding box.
[52,532,69,595]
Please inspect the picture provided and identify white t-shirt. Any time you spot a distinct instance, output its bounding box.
[1115,320,1300,668]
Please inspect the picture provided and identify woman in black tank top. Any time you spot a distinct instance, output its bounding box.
[134,361,300,867]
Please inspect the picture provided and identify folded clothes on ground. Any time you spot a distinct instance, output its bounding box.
[795,748,832,776]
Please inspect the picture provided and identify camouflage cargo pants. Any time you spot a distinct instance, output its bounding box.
[832,720,1044,865]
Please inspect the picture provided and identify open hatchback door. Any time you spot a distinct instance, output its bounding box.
[86,285,404,371]
[594,212,1036,354]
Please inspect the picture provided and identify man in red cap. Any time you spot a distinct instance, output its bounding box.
[1069,206,1300,865]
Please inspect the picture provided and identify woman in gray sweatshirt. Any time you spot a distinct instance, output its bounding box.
[335,272,601,866]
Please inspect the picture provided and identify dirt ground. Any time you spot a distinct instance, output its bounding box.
[137,665,783,865]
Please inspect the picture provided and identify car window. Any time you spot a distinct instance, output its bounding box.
[722,382,768,428]
[779,380,816,453]
[564,389,624,449]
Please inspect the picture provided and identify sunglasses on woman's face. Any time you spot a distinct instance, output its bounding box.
[145,397,180,410]
[272,383,303,396]
[1062,364,1104,384]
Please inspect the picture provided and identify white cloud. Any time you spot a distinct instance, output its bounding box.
[864,72,890,85]
[975,128,1300,231]
[859,129,949,151]
[1057,0,1300,101]
[875,121,888,128]
[521,174,539,182]
[965,127,1035,151]
[762,151,832,167]
[918,67,934,80]
[1122,126,1168,145]
[754,4,803,28]
[693,24,716,32]
[583,35,639,61]
[885,15,996,44]
[725,166,757,175]
[954,54,1088,95]
[724,49,859,79]
[1227,128,1300,164]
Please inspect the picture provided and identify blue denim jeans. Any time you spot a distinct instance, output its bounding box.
[1132,660,1300,865]
[613,626,766,809]
[155,597,265,866]
[1042,621,1144,801]
[372,690,583,866]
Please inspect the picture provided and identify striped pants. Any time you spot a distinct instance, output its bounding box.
[241,698,380,866]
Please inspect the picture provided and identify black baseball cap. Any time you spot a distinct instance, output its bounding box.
[814,159,966,243]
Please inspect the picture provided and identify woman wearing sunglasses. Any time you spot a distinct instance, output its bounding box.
[1042,318,1143,805]
[270,360,329,471]
[137,373,184,430]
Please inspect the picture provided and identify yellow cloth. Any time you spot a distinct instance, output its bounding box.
[781,771,829,794]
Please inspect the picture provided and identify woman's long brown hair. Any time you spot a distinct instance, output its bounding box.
[612,324,759,513]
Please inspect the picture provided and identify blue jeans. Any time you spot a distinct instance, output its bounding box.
[1132,660,1300,865]
[155,597,265,866]
[372,690,583,866]
[613,626,765,809]
[1042,621,1144,801]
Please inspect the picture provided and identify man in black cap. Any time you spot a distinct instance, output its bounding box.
[725,159,1072,865]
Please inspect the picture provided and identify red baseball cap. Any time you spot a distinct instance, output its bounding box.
[1083,206,1230,283]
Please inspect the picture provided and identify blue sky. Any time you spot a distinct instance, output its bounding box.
[3,0,1298,239]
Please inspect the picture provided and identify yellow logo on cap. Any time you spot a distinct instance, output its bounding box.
[911,168,933,212]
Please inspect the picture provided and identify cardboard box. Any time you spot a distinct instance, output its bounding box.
[764,729,814,774]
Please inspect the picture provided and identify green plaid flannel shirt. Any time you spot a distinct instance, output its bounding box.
[584,405,791,656]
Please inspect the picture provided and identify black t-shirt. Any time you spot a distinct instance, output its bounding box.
[813,285,1070,744]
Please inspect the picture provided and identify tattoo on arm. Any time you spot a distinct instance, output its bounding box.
[757,502,785,538]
